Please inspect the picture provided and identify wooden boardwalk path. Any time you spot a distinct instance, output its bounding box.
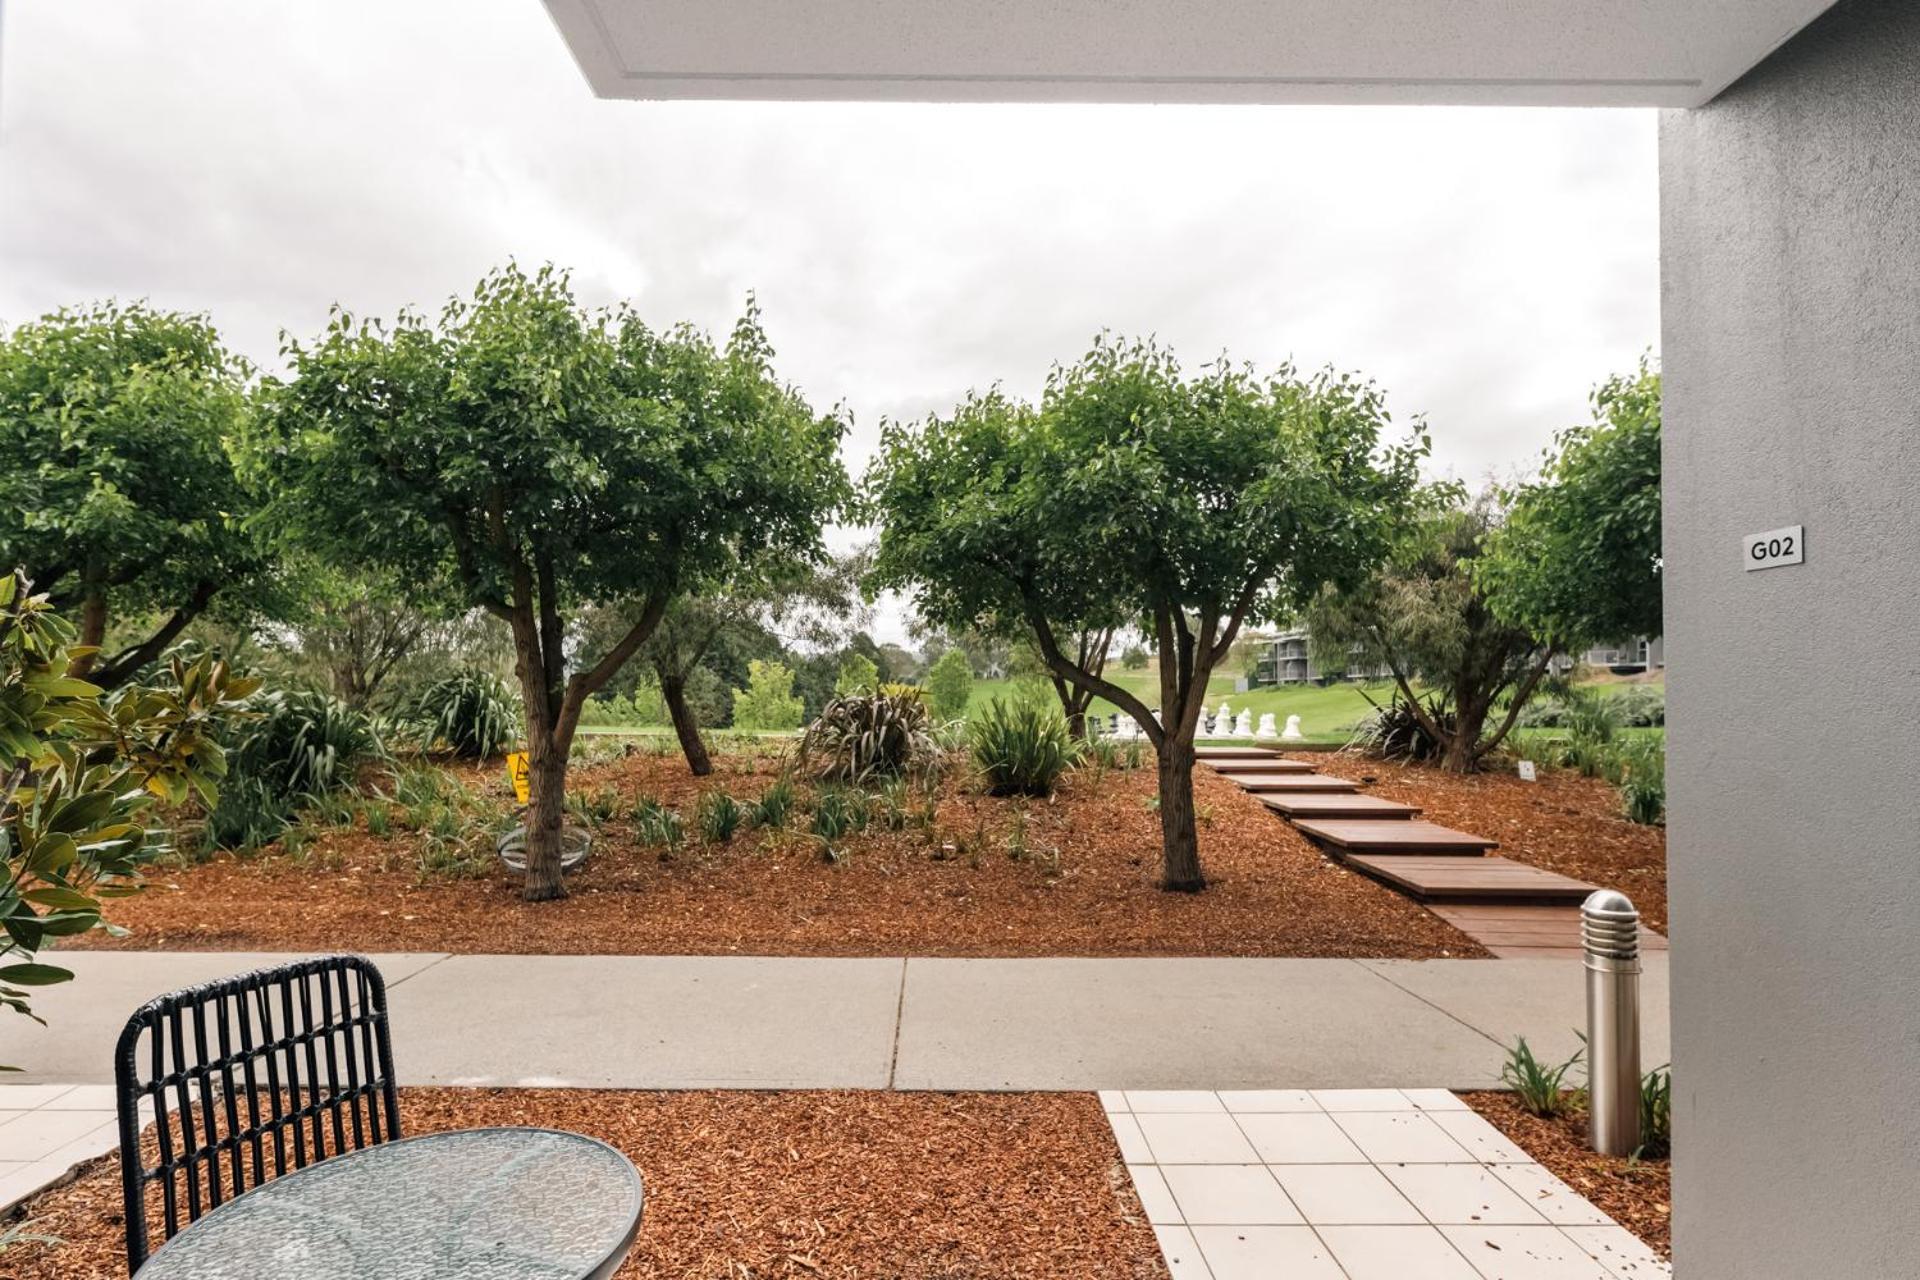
[1203,753,1667,958]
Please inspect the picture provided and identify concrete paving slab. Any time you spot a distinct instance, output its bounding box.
[0,952,448,1084]
[891,958,1519,1090]
[1358,956,1671,1069]
[386,954,903,1089]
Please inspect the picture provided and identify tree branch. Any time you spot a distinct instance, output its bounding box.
[1025,605,1163,749]
[1473,647,1556,762]
[91,580,219,689]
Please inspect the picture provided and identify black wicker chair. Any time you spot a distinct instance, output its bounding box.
[113,954,401,1273]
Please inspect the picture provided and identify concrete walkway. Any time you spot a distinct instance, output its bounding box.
[2,951,1667,1091]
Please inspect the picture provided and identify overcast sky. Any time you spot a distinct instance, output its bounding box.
[0,1,1659,643]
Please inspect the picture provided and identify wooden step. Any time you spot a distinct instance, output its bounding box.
[1256,793,1421,820]
[1291,818,1496,853]
[1345,854,1594,904]
[1206,757,1315,775]
[1194,745,1281,760]
[1227,773,1359,794]
[1430,904,1670,958]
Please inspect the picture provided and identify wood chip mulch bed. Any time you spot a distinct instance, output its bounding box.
[1462,1090,1672,1259]
[1308,752,1669,934]
[1,1089,1167,1280]
[64,752,1483,959]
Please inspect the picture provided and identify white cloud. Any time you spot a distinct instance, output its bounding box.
[0,0,1659,643]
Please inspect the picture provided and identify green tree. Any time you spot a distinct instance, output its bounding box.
[2,571,252,1052]
[834,651,880,697]
[1307,490,1553,772]
[1119,643,1150,670]
[869,338,1423,890]
[1481,359,1662,648]
[731,659,805,731]
[253,266,845,899]
[925,647,974,720]
[0,302,268,689]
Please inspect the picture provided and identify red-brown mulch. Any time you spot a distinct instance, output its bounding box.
[0,1088,1166,1280]
[1309,752,1669,934]
[64,753,1482,959]
[1462,1091,1671,1259]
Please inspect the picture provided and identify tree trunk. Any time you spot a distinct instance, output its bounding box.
[662,675,712,776]
[1155,734,1204,891]
[521,739,569,902]
[1440,700,1491,774]
[68,589,108,678]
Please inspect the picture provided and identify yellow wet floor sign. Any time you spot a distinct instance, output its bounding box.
[505,752,530,804]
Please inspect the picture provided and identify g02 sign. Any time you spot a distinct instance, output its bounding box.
[1743,524,1804,571]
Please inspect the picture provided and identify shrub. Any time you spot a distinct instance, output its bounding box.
[1639,1064,1672,1159]
[1350,690,1452,764]
[412,669,519,758]
[798,687,936,784]
[1611,738,1666,825]
[925,649,974,721]
[697,790,745,844]
[203,774,291,852]
[208,689,386,849]
[632,794,685,852]
[731,660,805,732]
[748,776,797,830]
[1500,1037,1585,1117]
[1119,644,1149,670]
[810,785,871,859]
[1613,684,1666,728]
[833,652,880,698]
[969,696,1081,797]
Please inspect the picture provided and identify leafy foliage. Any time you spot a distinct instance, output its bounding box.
[0,302,269,688]
[798,688,937,785]
[1349,688,1455,764]
[867,336,1424,889]
[833,652,880,698]
[731,659,806,732]
[1308,491,1553,772]
[206,689,386,850]
[1639,1064,1672,1159]
[412,669,519,759]
[2,571,253,1044]
[1500,1037,1586,1118]
[1481,358,1662,649]
[747,776,797,830]
[696,790,745,844]
[968,696,1082,797]
[253,264,848,898]
[925,648,974,721]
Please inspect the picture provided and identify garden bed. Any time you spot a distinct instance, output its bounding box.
[2,1088,1165,1279]
[1462,1090,1672,1259]
[65,750,1481,959]
[1308,752,1669,933]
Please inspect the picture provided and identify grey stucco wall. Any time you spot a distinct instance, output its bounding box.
[1660,1,1920,1274]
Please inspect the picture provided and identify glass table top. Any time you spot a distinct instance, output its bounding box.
[135,1127,644,1280]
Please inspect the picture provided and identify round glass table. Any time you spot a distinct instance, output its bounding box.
[134,1128,644,1280]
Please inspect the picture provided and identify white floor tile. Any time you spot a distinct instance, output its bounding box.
[1561,1225,1672,1278]
[1400,1088,1472,1112]
[1269,1164,1424,1225]
[0,1111,115,1163]
[1108,1113,1153,1163]
[1311,1088,1418,1112]
[1488,1164,1613,1227]
[1320,1224,1484,1280]
[1217,1090,1319,1114]
[1193,1225,1345,1279]
[1138,1113,1260,1164]
[1234,1113,1367,1163]
[1333,1112,1475,1163]
[1128,1164,1184,1224]
[1098,1090,1130,1114]
[1381,1163,1550,1225]
[1428,1111,1535,1164]
[38,1085,118,1111]
[1128,1090,1227,1113]
[1440,1225,1614,1279]
[1154,1224,1216,1280]
[0,1159,71,1212]
[1161,1164,1302,1225]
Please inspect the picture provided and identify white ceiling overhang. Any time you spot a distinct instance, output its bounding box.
[541,0,1837,108]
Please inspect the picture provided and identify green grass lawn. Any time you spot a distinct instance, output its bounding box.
[965,668,1390,744]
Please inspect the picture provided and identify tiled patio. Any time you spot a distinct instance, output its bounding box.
[0,1084,125,1211]
[1102,1088,1668,1279]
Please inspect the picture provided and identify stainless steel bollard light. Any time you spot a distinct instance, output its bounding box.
[1582,888,1642,1156]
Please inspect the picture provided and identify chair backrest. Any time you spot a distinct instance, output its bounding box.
[113,954,401,1273]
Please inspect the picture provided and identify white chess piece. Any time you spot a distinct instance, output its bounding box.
[1234,709,1254,737]
[1256,713,1278,739]
[1281,714,1304,741]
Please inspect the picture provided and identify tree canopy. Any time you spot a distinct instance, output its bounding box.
[1481,358,1662,649]
[252,264,848,898]
[0,302,268,688]
[868,336,1424,888]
